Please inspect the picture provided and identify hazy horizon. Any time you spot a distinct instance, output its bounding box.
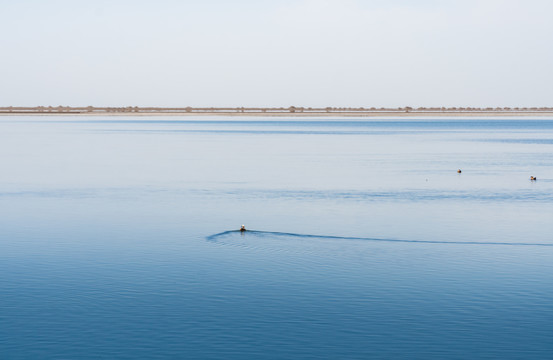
[2,0,552,108]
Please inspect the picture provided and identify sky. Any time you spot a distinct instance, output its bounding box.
[1,0,552,107]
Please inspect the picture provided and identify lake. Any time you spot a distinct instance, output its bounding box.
[1,117,553,359]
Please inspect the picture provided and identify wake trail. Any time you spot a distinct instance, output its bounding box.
[206,230,553,247]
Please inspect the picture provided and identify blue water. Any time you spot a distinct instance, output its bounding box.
[1,117,553,359]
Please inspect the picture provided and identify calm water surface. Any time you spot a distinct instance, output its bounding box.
[1,117,553,359]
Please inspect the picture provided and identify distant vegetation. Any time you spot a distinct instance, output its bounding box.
[1,106,553,114]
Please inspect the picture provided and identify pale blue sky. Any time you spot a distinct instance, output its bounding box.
[1,0,552,107]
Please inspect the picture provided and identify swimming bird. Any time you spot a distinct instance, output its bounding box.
[530,176,537,181]
[240,225,247,232]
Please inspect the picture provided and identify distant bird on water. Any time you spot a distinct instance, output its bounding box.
[530,176,537,181]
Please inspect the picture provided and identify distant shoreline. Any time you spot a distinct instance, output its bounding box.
[2,112,553,118]
[1,106,553,118]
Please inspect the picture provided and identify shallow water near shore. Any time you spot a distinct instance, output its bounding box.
[1,116,553,359]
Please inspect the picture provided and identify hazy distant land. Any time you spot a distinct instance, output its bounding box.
[1,106,553,117]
